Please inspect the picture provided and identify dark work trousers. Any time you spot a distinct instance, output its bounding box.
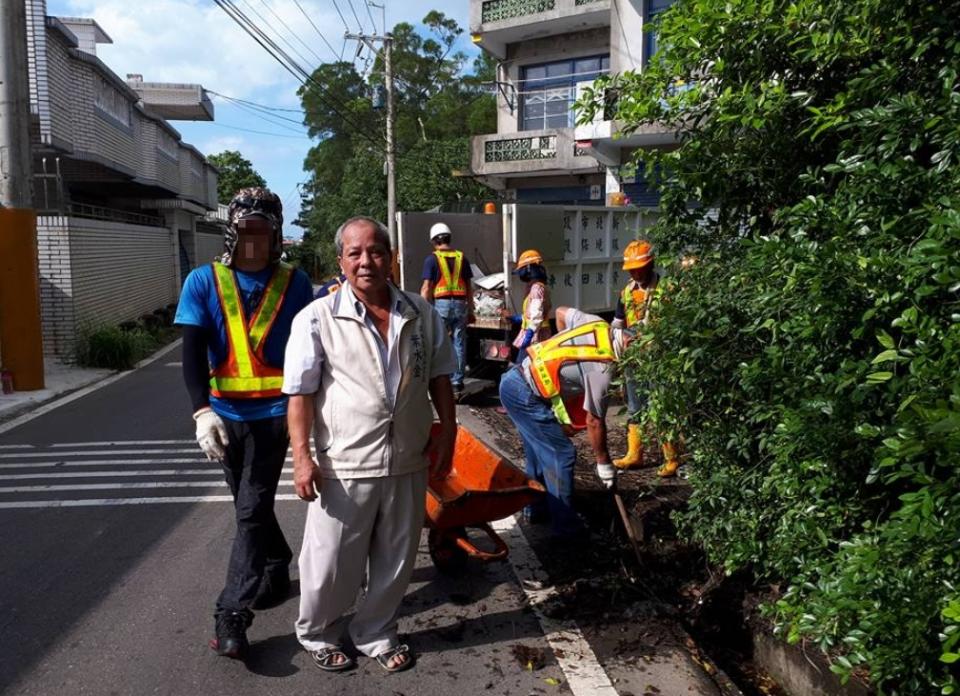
[215,415,292,618]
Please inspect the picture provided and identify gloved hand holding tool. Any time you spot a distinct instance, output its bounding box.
[194,407,229,461]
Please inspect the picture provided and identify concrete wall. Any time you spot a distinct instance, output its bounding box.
[195,231,223,267]
[610,0,645,73]
[36,216,178,360]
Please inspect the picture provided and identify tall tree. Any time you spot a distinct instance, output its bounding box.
[207,150,266,204]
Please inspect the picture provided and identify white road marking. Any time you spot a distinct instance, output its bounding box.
[0,494,301,509]
[0,339,183,436]
[0,457,300,469]
[0,479,295,492]
[0,459,208,470]
[0,468,293,480]
[493,516,618,696]
[50,440,195,447]
[0,449,201,458]
[0,444,34,449]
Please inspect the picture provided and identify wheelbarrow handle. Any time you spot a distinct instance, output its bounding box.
[455,522,509,562]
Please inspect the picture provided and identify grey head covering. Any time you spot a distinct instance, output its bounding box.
[221,186,284,266]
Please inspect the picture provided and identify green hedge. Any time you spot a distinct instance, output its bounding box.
[579,0,960,691]
[77,324,162,371]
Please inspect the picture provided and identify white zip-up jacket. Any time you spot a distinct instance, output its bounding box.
[283,283,453,479]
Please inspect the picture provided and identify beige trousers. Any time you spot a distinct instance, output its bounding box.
[295,468,428,657]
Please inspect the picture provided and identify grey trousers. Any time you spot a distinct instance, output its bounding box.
[295,468,428,657]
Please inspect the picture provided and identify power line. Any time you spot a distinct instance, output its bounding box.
[214,0,383,150]
[263,0,337,61]
[208,121,310,139]
[330,0,351,32]
[207,90,304,114]
[344,0,365,31]
[291,0,339,58]
[363,0,378,34]
[213,94,308,132]
[236,0,317,70]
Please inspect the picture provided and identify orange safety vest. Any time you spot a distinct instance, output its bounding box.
[526,320,614,425]
[621,275,659,329]
[209,262,293,399]
[521,281,551,332]
[433,250,467,298]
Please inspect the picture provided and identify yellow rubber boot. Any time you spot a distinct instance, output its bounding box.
[657,441,680,478]
[613,424,643,470]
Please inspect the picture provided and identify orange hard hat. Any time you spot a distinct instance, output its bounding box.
[623,240,654,270]
[515,249,544,271]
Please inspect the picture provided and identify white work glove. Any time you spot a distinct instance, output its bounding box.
[193,407,229,461]
[596,461,617,490]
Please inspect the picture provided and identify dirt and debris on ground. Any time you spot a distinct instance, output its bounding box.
[462,388,787,696]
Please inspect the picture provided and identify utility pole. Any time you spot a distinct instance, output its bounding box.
[0,0,45,389]
[345,30,397,251]
[1,0,33,207]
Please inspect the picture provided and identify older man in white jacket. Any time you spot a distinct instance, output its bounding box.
[282,216,456,674]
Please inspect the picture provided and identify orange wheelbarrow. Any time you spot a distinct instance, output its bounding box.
[425,424,545,574]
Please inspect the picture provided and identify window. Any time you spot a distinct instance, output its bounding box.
[645,0,676,63]
[157,129,179,160]
[519,55,609,132]
[94,75,131,127]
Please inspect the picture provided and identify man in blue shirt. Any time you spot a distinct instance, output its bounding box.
[420,222,475,394]
[175,187,313,660]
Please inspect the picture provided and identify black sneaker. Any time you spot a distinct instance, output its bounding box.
[252,569,290,610]
[211,611,249,660]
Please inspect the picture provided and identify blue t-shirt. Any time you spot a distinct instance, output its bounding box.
[175,263,314,421]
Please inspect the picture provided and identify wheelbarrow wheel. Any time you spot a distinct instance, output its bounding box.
[429,527,469,575]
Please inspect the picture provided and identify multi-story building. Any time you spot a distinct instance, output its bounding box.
[468,0,676,206]
[24,0,223,360]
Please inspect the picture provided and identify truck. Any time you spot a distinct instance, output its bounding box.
[396,204,660,364]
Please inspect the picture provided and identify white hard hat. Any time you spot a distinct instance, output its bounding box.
[429,222,452,240]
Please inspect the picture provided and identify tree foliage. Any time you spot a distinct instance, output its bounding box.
[292,12,496,279]
[579,0,960,692]
[206,150,266,205]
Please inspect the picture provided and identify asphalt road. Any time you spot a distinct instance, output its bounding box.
[0,346,725,696]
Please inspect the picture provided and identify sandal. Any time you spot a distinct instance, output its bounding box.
[375,643,414,673]
[310,647,354,672]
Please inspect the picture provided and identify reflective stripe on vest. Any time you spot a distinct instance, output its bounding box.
[526,320,614,425]
[521,282,551,332]
[433,250,467,298]
[621,285,647,329]
[209,262,293,399]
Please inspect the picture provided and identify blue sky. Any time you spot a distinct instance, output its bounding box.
[46,0,476,238]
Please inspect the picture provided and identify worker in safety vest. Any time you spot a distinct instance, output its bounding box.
[503,248,552,360]
[420,222,475,394]
[314,272,347,299]
[175,187,314,660]
[499,306,631,537]
[610,240,680,477]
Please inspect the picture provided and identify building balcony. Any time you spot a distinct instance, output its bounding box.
[126,76,214,121]
[470,0,610,59]
[470,128,600,187]
[573,118,677,166]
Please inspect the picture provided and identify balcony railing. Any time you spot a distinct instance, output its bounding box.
[485,135,558,162]
[481,0,555,23]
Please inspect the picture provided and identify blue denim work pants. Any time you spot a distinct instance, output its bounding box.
[624,377,648,424]
[435,297,468,386]
[498,368,582,536]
